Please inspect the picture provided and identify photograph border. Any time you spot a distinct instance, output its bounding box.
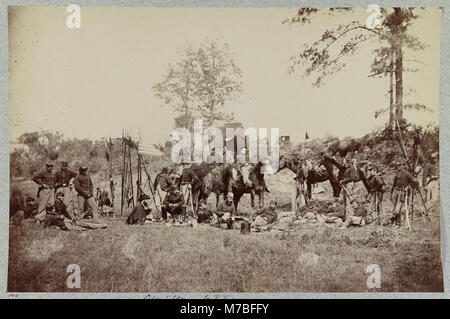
[0,0,448,298]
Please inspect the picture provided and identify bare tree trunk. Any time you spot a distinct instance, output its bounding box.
[389,51,395,130]
[393,8,404,123]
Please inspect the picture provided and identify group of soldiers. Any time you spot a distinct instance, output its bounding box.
[10,161,101,230]
[344,152,438,229]
[126,165,279,230]
[12,148,438,232]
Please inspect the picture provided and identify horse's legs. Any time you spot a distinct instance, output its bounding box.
[215,193,219,208]
[307,181,312,199]
[234,193,243,215]
[259,190,264,208]
[250,190,255,208]
[303,182,309,206]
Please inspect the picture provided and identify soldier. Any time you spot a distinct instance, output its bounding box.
[154,166,174,209]
[366,164,386,225]
[390,166,419,228]
[126,194,152,225]
[197,198,214,224]
[32,162,56,223]
[252,199,278,228]
[54,161,78,216]
[73,166,100,223]
[161,186,186,224]
[23,197,38,219]
[41,204,67,230]
[422,152,439,202]
[214,192,236,229]
[54,191,76,221]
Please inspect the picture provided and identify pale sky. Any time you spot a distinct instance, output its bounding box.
[9,7,441,146]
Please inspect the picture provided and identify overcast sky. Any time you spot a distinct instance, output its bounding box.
[9,7,441,146]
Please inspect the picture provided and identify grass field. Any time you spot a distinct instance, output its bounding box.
[7,170,443,292]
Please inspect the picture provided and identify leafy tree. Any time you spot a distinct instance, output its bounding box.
[153,39,242,130]
[286,7,430,129]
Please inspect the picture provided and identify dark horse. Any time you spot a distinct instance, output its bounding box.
[233,161,270,211]
[276,155,330,201]
[277,155,370,201]
[180,163,215,212]
[322,155,371,199]
[201,164,248,208]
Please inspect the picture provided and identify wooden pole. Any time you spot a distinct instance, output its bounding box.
[120,131,125,217]
[140,154,161,213]
[137,150,141,200]
[405,191,411,231]
[128,135,134,208]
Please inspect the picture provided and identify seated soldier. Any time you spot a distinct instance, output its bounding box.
[214,192,236,229]
[197,198,214,224]
[158,167,174,192]
[10,196,39,226]
[23,197,39,219]
[252,200,278,228]
[161,186,186,223]
[42,191,73,230]
[126,194,152,225]
[54,191,76,220]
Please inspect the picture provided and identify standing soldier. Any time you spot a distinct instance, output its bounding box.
[73,166,100,223]
[390,166,419,228]
[54,161,78,216]
[422,152,439,202]
[32,162,56,223]
[366,164,386,225]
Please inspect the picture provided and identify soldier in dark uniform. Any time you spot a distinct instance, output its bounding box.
[73,166,100,223]
[55,161,78,216]
[197,198,214,224]
[32,162,56,223]
[41,191,73,230]
[161,186,186,223]
[366,164,386,225]
[126,194,152,225]
[390,166,419,228]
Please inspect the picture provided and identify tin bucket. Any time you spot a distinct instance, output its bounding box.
[240,221,251,234]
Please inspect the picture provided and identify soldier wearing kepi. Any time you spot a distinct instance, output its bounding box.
[73,166,100,223]
[54,161,78,216]
[32,162,56,223]
[161,186,186,224]
[126,194,152,225]
[390,166,419,228]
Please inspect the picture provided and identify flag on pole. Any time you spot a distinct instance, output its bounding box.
[305,132,309,140]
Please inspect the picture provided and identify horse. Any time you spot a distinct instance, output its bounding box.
[322,155,371,199]
[201,164,248,208]
[179,163,215,213]
[277,155,330,203]
[233,161,270,211]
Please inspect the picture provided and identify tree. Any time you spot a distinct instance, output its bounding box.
[153,39,242,130]
[286,7,429,129]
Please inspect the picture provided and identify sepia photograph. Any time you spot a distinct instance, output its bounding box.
[7,5,443,293]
